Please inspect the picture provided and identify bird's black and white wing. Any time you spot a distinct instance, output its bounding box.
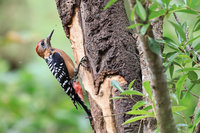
[45,52,75,99]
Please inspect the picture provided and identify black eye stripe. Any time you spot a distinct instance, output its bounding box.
[41,41,44,46]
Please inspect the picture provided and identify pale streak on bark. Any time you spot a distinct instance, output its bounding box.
[69,8,126,133]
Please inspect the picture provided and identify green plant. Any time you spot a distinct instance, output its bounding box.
[111,80,186,128]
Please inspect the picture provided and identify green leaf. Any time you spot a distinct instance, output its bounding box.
[173,61,182,68]
[155,39,166,44]
[148,37,161,55]
[120,90,144,96]
[176,67,200,73]
[190,0,200,8]
[191,80,200,84]
[192,117,200,132]
[164,51,177,59]
[194,43,200,50]
[110,96,125,100]
[185,34,200,45]
[111,80,124,92]
[194,23,200,32]
[149,9,166,20]
[169,64,174,78]
[169,21,186,41]
[193,19,200,32]
[132,101,146,110]
[172,106,186,112]
[175,9,199,15]
[149,2,159,10]
[123,115,152,125]
[191,106,200,131]
[162,0,170,7]
[143,105,153,111]
[136,0,147,21]
[104,0,117,10]
[192,61,196,67]
[193,106,200,128]
[143,81,152,99]
[163,37,179,50]
[168,4,178,12]
[164,53,179,68]
[182,22,187,33]
[188,71,198,81]
[140,23,150,35]
[177,54,191,59]
[130,5,136,21]
[176,74,188,100]
[127,23,143,29]
[168,6,196,14]
[128,79,135,90]
[126,110,154,116]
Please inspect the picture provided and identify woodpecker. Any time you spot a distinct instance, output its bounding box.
[35,30,91,117]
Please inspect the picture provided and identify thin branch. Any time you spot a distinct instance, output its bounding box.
[182,88,200,99]
[173,13,180,24]
[191,47,200,61]
[85,113,124,119]
[186,6,200,13]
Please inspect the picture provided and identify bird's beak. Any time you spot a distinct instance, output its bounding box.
[46,29,54,46]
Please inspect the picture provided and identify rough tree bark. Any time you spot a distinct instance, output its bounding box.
[55,0,142,132]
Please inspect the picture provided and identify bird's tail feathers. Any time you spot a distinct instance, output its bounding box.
[73,94,91,117]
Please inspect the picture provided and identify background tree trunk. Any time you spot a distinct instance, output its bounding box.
[56,0,142,132]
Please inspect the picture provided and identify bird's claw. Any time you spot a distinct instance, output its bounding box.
[73,56,89,81]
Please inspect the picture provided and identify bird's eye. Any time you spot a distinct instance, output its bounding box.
[41,41,44,46]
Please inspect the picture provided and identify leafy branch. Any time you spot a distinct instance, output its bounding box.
[111,80,186,127]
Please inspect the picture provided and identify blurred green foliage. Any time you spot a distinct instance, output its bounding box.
[0,0,91,133]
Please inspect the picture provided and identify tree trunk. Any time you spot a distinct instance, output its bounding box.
[55,0,142,132]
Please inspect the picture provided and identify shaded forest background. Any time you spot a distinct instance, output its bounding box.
[0,0,200,133]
